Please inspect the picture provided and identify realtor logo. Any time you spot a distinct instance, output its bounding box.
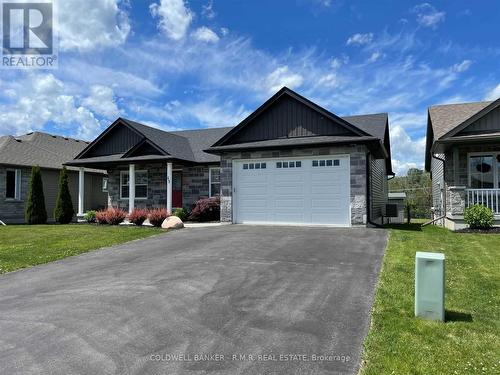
[1,0,57,68]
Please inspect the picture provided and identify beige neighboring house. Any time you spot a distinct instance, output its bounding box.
[0,131,107,224]
[425,97,500,230]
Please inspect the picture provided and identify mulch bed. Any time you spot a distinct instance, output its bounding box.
[456,227,500,233]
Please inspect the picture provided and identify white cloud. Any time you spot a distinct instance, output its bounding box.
[390,125,426,175]
[59,0,130,51]
[202,0,216,19]
[150,0,193,40]
[346,33,373,46]
[412,3,445,29]
[485,83,500,101]
[192,27,220,43]
[0,74,108,140]
[367,51,383,63]
[81,85,120,119]
[265,66,304,93]
[451,59,472,73]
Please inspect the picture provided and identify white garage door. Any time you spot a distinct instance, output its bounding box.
[233,155,351,226]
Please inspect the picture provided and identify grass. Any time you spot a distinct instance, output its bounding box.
[361,224,500,375]
[0,224,161,274]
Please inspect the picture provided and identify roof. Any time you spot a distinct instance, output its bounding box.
[342,113,388,140]
[425,97,500,171]
[428,101,493,140]
[388,192,406,199]
[0,132,104,173]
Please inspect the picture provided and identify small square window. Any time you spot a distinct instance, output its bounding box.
[243,164,248,169]
[326,160,333,166]
[249,163,254,169]
[312,160,318,167]
[255,163,261,169]
[289,161,295,168]
[333,159,340,166]
[261,163,266,169]
[276,162,282,168]
[283,161,289,168]
[296,161,301,168]
[319,160,326,166]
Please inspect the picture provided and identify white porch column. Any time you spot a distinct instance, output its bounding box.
[129,164,135,214]
[78,167,85,216]
[166,162,173,213]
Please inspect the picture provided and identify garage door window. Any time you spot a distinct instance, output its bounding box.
[313,159,340,167]
[276,161,302,168]
[243,163,266,170]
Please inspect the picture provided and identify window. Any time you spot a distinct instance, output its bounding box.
[5,169,21,200]
[209,167,220,197]
[243,162,266,170]
[277,160,301,168]
[102,177,108,192]
[276,162,282,168]
[313,159,340,167]
[469,155,494,188]
[120,170,148,199]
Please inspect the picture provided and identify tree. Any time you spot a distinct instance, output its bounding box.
[54,166,75,224]
[389,168,432,220]
[25,166,47,224]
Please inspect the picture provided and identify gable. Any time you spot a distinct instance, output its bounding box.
[123,139,165,157]
[455,105,500,136]
[226,93,358,145]
[83,123,143,158]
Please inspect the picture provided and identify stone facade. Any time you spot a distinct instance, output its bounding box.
[107,163,218,211]
[219,145,369,225]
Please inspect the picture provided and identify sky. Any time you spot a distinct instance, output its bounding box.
[0,0,499,176]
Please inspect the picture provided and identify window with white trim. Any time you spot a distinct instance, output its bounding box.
[5,169,21,200]
[468,153,500,188]
[209,167,220,197]
[120,170,148,199]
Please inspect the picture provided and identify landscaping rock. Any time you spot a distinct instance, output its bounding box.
[161,216,184,230]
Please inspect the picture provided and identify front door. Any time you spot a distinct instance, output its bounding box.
[172,171,182,208]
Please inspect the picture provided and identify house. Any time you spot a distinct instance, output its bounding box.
[387,192,406,224]
[67,87,393,227]
[0,132,107,224]
[425,97,500,230]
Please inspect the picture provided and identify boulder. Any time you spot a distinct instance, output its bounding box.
[161,216,184,230]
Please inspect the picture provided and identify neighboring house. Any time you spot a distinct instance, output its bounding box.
[387,192,406,224]
[425,97,500,230]
[67,87,393,227]
[0,132,107,224]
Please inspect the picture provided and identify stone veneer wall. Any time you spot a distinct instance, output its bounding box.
[219,145,368,225]
[107,163,217,211]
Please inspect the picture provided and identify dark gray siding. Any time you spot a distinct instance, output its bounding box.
[457,106,500,135]
[370,156,387,223]
[86,125,142,157]
[231,95,355,144]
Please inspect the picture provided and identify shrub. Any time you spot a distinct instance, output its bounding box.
[148,208,170,227]
[25,166,47,224]
[105,208,127,225]
[54,167,75,224]
[189,196,220,222]
[464,204,494,229]
[84,210,97,223]
[95,210,109,224]
[173,207,189,222]
[128,208,149,226]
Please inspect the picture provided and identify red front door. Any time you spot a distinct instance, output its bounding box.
[172,171,182,208]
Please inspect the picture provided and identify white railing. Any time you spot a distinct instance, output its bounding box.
[466,189,500,214]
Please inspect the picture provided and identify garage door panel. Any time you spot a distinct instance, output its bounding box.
[234,156,350,226]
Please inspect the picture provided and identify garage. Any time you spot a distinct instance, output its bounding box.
[233,155,351,226]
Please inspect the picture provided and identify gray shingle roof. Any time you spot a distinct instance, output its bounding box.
[171,127,233,163]
[0,132,104,173]
[342,113,388,140]
[429,101,492,139]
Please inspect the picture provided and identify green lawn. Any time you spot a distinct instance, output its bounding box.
[361,224,500,375]
[0,225,161,274]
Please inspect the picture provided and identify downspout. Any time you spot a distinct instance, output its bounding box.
[366,151,383,228]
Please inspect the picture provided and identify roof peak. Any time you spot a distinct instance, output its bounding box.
[430,100,494,109]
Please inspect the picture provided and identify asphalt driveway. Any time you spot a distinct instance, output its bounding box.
[0,225,387,375]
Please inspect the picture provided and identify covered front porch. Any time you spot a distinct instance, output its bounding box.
[70,159,220,216]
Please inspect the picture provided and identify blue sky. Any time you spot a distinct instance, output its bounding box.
[1,0,499,175]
